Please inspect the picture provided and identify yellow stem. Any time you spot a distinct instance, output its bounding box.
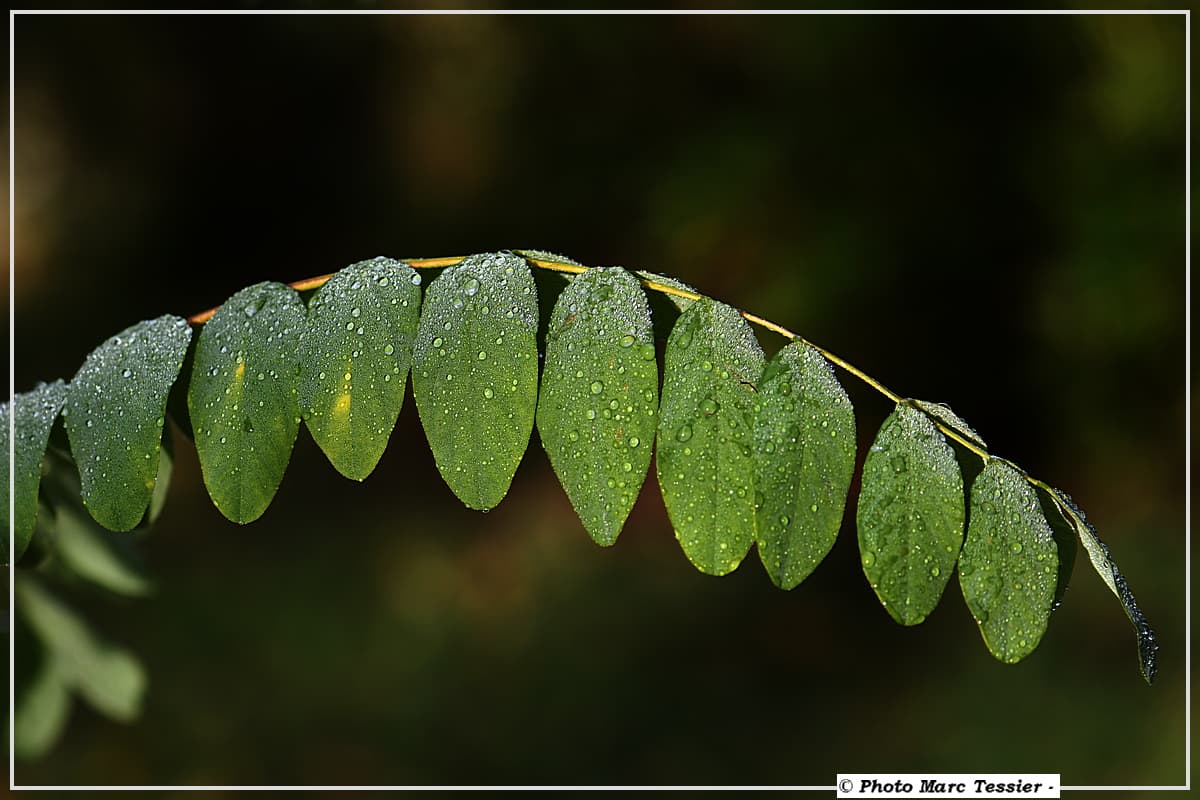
[186,253,992,466]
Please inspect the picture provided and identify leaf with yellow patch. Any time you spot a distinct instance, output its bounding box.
[299,258,422,481]
[188,282,305,523]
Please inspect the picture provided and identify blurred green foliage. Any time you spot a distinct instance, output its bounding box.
[11,12,1184,787]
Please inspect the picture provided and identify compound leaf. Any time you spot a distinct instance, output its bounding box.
[299,257,422,481]
[411,252,539,510]
[188,282,305,523]
[959,459,1059,664]
[5,250,1164,687]
[537,267,659,546]
[1047,487,1157,684]
[858,403,965,625]
[2,380,68,562]
[62,315,191,532]
[754,341,855,589]
[656,298,764,575]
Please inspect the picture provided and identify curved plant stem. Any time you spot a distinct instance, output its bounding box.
[185,253,992,463]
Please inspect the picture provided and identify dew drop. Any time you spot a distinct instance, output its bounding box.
[464,278,480,296]
[676,424,693,442]
[484,387,494,399]
[384,344,395,355]
[620,335,636,348]
[432,337,444,348]
[590,380,604,395]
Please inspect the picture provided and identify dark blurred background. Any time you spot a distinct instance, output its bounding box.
[10,11,1186,788]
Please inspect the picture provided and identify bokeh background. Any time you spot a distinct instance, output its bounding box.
[10,11,1186,788]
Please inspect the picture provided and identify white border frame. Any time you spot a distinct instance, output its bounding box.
[7,7,1190,796]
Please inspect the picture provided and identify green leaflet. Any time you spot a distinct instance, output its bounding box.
[536,267,659,546]
[15,575,146,723]
[959,459,1059,664]
[411,252,539,510]
[656,298,764,575]
[188,282,306,523]
[62,316,191,532]
[1047,487,1157,684]
[49,504,153,597]
[754,342,855,590]
[299,257,422,481]
[2,380,67,562]
[857,403,965,625]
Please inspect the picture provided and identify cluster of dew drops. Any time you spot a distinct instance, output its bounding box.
[303,257,420,438]
[548,277,659,520]
[64,316,190,497]
[417,254,535,405]
[194,286,304,456]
